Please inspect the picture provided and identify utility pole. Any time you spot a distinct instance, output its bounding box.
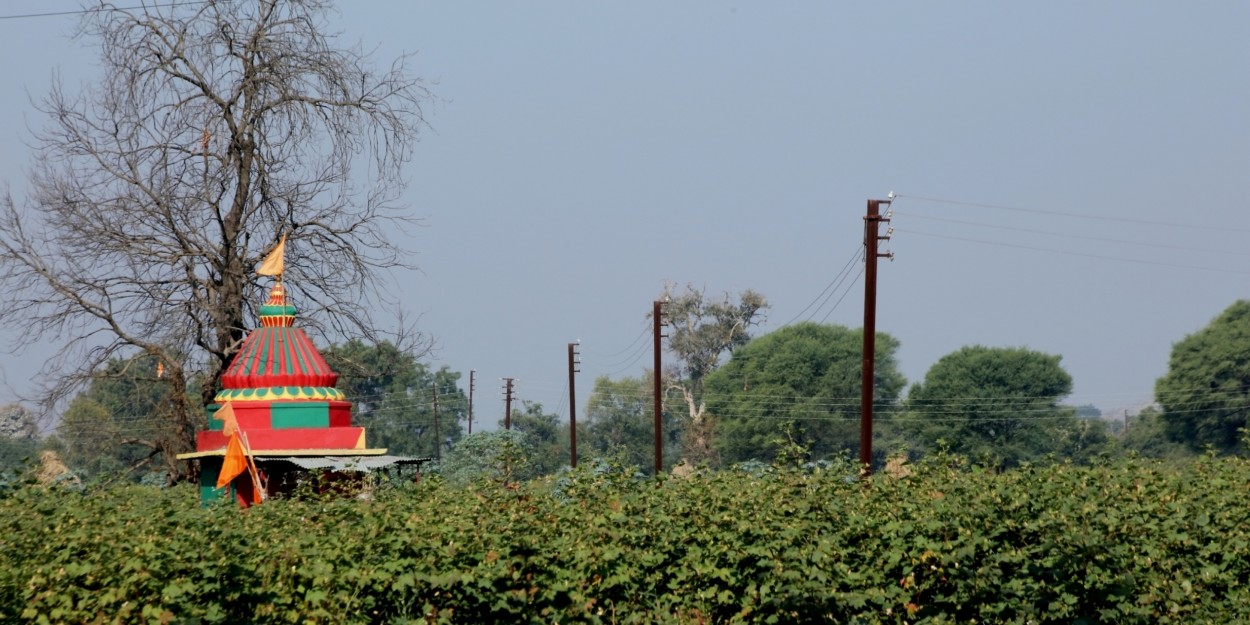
[468,369,476,435]
[503,377,515,430]
[568,341,580,468]
[860,196,893,475]
[432,382,441,461]
[653,300,666,476]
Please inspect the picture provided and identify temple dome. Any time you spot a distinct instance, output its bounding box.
[217,283,342,399]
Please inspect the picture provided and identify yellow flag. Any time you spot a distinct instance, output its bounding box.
[257,234,286,277]
[216,432,249,489]
[213,401,239,438]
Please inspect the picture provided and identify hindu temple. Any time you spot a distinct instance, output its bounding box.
[179,282,418,505]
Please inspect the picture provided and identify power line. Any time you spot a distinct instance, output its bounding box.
[0,1,208,21]
[818,266,864,325]
[553,381,568,421]
[782,248,860,326]
[600,339,653,377]
[895,192,1250,233]
[56,393,1241,438]
[895,228,1250,276]
[55,375,1235,426]
[581,323,652,363]
[56,390,1227,435]
[894,211,1250,257]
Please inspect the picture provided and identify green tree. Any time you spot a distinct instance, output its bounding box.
[1155,300,1250,453]
[583,373,682,474]
[1051,417,1112,464]
[660,284,768,466]
[55,355,183,480]
[903,345,1076,467]
[1119,406,1193,460]
[439,430,536,487]
[1073,404,1102,419]
[504,401,568,476]
[705,323,906,465]
[324,340,465,458]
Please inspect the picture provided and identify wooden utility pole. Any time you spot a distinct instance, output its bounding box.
[432,382,441,461]
[503,377,515,430]
[468,369,476,434]
[860,197,893,475]
[568,341,580,468]
[653,300,665,476]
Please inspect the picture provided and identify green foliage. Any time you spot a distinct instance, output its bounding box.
[0,436,37,476]
[584,373,682,474]
[0,443,38,498]
[1073,403,1102,419]
[551,450,648,502]
[324,339,466,458]
[1050,415,1113,464]
[56,355,181,481]
[1121,406,1194,461]
[768,422,813,469]
[902,345,1086,467]
[1156,300,1250,452]
[505,401,569,476]
[5,458,1250,623]
[706,322,906,465]
[437,431,537,487]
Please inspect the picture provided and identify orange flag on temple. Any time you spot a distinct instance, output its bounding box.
[213,401,239,437]
[216,432,249,489]
[257,234,286,277]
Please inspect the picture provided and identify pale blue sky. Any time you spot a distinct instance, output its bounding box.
[1,3,1248,428]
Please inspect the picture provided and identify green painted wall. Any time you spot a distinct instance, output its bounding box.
[270,402,330,429]
[198,457,228,505]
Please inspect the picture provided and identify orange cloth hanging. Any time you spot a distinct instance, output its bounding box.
[216,433,249,489]
[213,401,239,437]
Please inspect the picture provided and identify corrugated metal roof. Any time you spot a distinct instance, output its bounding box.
[256,455,431,472]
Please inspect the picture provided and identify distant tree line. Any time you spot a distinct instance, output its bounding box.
[436,291,1249,481]
[10,294,1250,484]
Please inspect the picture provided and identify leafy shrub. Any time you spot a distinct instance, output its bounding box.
[438,430,536,487]
[3,457,1250,623]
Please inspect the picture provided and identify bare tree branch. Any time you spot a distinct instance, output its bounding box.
[0,0,429,480]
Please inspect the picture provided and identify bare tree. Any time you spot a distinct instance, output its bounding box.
[0,0,428,480]
[658,284,768,466]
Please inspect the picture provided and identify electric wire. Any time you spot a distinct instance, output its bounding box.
[56,395,1234,438]
[894,211,1250,257]
[601,341,653,377]
[782,248,861,326]
[582,321,652,360]
[588,335,653,371]
[895,228,1250,276]
[0,2,208,20]
[57,375,1242,434]
[818,266,864,325]
[894,193,1250,233]
[553,381,568,421]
